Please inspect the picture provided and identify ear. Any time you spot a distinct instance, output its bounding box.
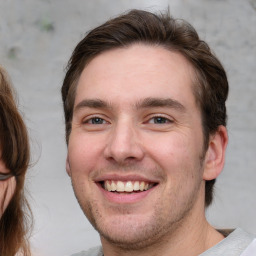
[203,125,228,181]
[66,155,71,177]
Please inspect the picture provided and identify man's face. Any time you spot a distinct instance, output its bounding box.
[67,44,207,248]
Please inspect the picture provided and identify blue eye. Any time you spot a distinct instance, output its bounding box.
[83,117,107,125]
[90,117,105,124]
[150,116,170,124]
[81,116,109,131]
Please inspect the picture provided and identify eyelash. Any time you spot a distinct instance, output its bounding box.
[146,115,173,125]
[82,114,173,126]
[82,116,108,125]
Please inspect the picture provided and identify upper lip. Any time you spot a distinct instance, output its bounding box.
[93,173,160,184]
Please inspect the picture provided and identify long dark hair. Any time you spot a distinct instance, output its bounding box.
[0,66,32,256]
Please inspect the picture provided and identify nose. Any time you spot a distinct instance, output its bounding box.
[103,119,144,164]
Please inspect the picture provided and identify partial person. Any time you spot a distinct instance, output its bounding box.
[0,66,32,256]
[61,9,256,256]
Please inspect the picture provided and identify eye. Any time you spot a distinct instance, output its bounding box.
[83,116,108,125]
[148,116,172,124]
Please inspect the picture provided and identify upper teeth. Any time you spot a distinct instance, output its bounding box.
[104,180,153,192]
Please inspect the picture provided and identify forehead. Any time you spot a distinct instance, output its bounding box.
[75,44,196,107]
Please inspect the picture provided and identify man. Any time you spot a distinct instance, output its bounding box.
[61,9,255,256]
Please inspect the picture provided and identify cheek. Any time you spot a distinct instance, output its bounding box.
[0,177,16,217]
[145,132,194,166]
[144,131,203,186]
[68,133,104,175]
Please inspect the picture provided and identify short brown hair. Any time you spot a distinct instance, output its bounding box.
[61,9,229,207]
[0,66,32,256]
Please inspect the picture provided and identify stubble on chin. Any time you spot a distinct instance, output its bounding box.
[79,192,185,251]
[71,158,205,251]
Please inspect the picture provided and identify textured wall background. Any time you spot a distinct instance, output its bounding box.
[0,0,255,255]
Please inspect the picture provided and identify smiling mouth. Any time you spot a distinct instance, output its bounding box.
[100,180,157,193]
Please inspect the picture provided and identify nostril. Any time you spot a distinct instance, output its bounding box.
[104,145,144,164]
[103,127,144,163]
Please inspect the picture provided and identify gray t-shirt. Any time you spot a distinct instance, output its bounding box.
[71,246,102,256]
[71,228,255,256]
[200,228,255,256]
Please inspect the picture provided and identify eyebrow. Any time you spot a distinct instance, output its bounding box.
[136,97,186,112]
[74,99,111,112]
[74,97,186,112]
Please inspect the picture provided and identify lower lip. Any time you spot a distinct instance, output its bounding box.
[96,183,157,204]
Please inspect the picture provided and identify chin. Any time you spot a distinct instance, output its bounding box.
[94,213,167,250]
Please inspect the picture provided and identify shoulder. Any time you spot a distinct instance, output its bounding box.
[70,246,103,256]
[200,228,256,256]
[240,238,256,256]
[227,228,255,245]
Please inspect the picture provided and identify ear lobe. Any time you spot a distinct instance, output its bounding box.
[203,125,228,181]
[66,155,71,177]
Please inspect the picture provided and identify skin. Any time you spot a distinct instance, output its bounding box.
[66,44,228,256]
[0,157,16,217]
